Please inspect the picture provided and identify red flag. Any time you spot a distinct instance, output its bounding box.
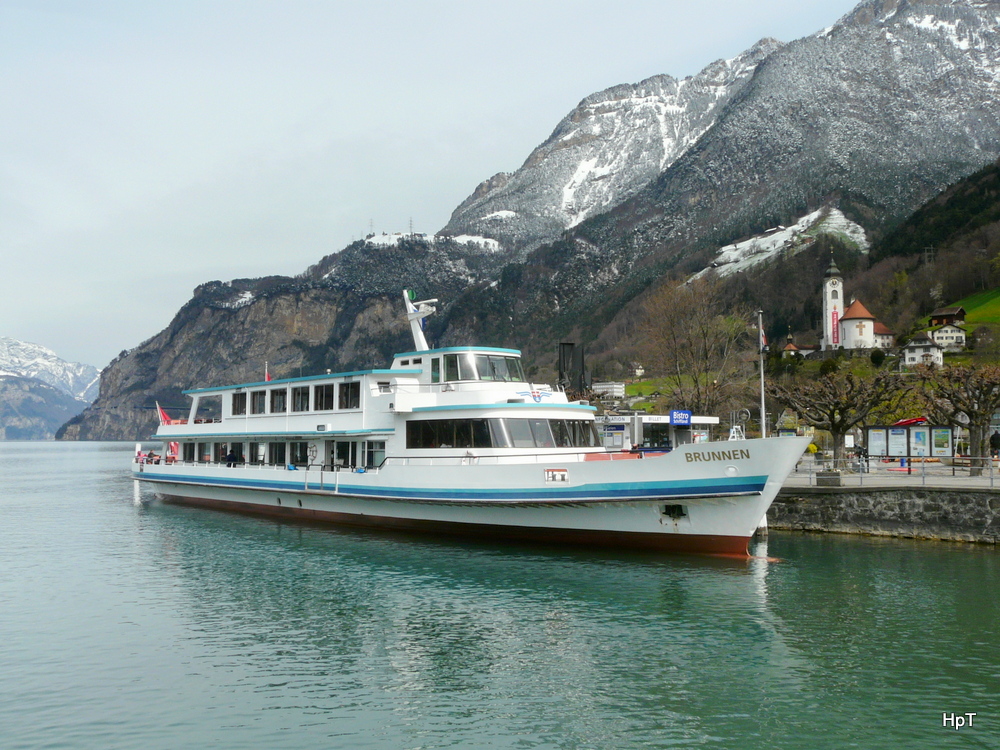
[265,362,272,382]
[156,401,171,425]
[168,442,179,458]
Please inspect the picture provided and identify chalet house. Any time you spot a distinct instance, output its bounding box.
[929,306,966,327]
[903,333,944,367]
[929,323,967,352]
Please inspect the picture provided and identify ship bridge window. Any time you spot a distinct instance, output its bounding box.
[338,381,360,409]
[474,354,525,382]
[444,353,476,382]
[431,358,440,383]
[442,352,524,382]
[291,386,310,412]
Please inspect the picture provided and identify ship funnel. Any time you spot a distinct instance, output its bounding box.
[403,289,437,351]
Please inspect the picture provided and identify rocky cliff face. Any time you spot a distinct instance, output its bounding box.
[60,239,510,440]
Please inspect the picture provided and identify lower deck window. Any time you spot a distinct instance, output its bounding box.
[248,442,264,464]
[364,441,386,468]
[289,441,309,467]
[269,442,286,466]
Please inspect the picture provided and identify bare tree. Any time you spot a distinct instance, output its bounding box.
[640,276,755,416]
[918,364,1000,474]
[768,370,911,462]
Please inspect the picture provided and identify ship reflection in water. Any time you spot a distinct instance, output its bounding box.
[141,496,999,749]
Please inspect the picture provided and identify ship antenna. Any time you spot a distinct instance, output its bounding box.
[403,289,438,351]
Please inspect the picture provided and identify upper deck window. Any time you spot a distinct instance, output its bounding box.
[314,384,335,411]
[232,392,247,416]
[270,389,287,413]
[291,386,310,412]
[406,418,597,449]
[431,358,440,383]
[250,390,266,414]
[338,381,360,409]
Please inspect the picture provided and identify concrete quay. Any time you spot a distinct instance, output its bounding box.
[772,460,1000,544]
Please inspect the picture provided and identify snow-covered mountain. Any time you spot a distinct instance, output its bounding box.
[440,38,782,255]
[61,0,1000,440]
[692,207,869,280]
[461,0,1000,337]
[0,337,99,403]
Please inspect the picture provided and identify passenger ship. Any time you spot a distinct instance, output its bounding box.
[134,291,807,556]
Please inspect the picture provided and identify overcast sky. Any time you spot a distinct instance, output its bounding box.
[1,0,862,369]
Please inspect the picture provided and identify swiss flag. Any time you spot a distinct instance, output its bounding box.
[156,401,171,425]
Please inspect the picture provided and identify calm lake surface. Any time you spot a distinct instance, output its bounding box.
[1,442,998,749]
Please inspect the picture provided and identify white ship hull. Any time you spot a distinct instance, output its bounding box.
[135,436,807,556]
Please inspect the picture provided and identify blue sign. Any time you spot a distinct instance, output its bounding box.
[670,410,692,426]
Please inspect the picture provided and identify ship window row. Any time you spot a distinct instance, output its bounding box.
[406,418,599,449]
[181,439,386,469]
[429,353,525,384]
[231,382,360,415]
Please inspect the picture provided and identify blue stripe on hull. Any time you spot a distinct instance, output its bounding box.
[135,471,766,502]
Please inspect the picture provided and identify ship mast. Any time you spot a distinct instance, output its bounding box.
[403,289,437,351]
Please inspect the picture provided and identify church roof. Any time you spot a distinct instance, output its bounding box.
[783,342,799,351]
[873,321,894,335]
[841,299,876,321]
[824,256,841,278]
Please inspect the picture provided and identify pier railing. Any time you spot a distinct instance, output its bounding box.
[791,455,1000,489]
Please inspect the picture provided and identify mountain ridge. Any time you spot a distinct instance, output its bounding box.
[61,0,1000,440]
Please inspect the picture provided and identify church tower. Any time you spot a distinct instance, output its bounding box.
[822,256,843,350]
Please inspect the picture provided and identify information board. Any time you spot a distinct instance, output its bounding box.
[932,428,953,457]
[868,429,887,456]
[887,428,908,456]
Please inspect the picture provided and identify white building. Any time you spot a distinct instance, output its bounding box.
[903,333,944,367]
[822,257,894,350]
[929,324,966,352]
[591,381,626,400]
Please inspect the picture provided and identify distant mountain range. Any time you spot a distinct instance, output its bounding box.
[0,337,99,402]
[0,338,97,439]
[63,0,1000,440]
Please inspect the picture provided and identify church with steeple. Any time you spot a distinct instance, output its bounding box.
[821,257,895,351]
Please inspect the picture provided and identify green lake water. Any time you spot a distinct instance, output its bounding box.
[1,441,997,749]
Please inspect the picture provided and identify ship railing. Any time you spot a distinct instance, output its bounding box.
[791,454,1000,488]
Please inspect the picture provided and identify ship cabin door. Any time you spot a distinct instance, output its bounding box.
[328,440,358,470]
